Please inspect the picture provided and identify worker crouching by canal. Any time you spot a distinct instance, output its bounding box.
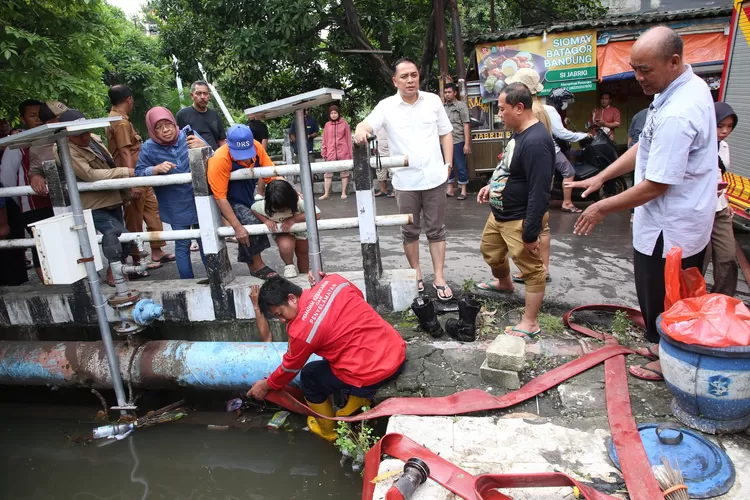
[248,274,407,442]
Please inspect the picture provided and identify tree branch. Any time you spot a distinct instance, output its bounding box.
[419,5,438,89]
[338,0,393,84]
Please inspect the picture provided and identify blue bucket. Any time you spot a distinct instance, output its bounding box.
[658,314,750,433]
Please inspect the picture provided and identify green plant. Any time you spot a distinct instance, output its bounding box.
[462,278,477,293]
[612,310,633,338]
[335,412,377,470]
[538,312,564,334]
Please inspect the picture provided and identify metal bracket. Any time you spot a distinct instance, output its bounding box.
[70,224,86,231]
[77,256,95,264]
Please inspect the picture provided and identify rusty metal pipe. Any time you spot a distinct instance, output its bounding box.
[0,341,319,390]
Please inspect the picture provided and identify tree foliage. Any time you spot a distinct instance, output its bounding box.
[1,0,176,132]
[152,0,607,122]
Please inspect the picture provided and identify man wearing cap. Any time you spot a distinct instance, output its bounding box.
[57,109,137,284]
[207,124,277,279]
[107,84,174,268]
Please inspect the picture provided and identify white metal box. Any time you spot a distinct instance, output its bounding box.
[28,210,104,284]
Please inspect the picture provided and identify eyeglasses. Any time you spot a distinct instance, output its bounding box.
[154,123,175,132]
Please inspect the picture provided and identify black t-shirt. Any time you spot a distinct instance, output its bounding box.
[247,119,269,143]
[175,107,226,150]
[489,121,555,242]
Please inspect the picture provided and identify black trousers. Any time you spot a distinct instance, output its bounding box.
[634,233,706,343]
[0,199,29,286]
[301,359,406,404]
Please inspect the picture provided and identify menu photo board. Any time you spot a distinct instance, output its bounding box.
[475,29,598,102]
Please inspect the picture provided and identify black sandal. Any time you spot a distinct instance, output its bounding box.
[374,191,387,198]
[250,266,278,280]
[417,279,425,293]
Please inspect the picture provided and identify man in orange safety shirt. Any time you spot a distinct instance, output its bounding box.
[248,274,407,442]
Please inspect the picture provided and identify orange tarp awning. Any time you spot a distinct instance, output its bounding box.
[597,32,728,80]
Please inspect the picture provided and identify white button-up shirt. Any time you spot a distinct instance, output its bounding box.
[633,65,717,258]
[365,91,453,191]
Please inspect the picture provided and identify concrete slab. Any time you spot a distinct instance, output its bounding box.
[480,360,521,389]
[486,335,526,371]
[372,415,750,499]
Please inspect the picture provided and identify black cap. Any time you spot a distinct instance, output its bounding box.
[59,109,86,122]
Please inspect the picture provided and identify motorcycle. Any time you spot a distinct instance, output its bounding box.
[550,130,628,202]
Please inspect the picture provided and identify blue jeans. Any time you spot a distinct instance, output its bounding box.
[172,224,206,279]
[449,141,468,185]
[92,206,130,263]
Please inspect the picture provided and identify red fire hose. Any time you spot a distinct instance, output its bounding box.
[266,305,665,500]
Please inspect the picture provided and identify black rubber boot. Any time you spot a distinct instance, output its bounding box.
[411,297,443,338]
[445,297,481,342]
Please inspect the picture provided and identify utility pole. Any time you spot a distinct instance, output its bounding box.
[448,0,467,99]
[434,0,449,101]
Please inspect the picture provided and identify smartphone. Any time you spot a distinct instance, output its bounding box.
[186,129,195,137]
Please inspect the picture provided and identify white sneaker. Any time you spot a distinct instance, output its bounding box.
[283,264,298,278]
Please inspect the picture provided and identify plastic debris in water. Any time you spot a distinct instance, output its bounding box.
[267,411,290,429]
[92,423,134,440]
[226,398,243,412]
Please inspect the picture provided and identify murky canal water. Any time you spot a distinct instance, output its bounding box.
[0,414,360,499]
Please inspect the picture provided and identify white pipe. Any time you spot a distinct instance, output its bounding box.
[0,214,412,248]
[197,61,235,126]
[0,156,409,197]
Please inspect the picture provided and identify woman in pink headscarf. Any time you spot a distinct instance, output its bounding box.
[135,107,209,279]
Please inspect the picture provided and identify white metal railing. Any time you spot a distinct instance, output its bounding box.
[268,137,323,145]
[0,215,410,249]
[0,156,407,198]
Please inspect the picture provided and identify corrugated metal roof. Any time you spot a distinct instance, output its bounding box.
[466,6,733,44]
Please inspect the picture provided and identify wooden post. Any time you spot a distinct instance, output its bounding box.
[352,142,392,310]
[42,160,70,216]
[189,147,236,320]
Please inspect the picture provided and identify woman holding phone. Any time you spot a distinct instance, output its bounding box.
[135,107,210,279]
[704,102,739,296]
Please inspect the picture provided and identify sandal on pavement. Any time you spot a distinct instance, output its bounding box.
[457,194,467,200]
[628,364,664,381]
[475,280,514,294]
[250,266,278,280]
[190,242,200,252]
[417,279,425,293]
[127,270,150,280]
[146,262,162,270]
[433,283,454,301]
[283,264,298,278]
[374,191,387,198]
[153,254,177,263]
[634,345,660,360]
[446,192,454,198]
[561,206,582,213]
[505,325,541,341]
[387,192,395,198]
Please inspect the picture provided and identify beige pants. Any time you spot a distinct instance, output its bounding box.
[480,213,549,293]
[124,186,165,254]
[703,206,738,296]
[395,183,447,244]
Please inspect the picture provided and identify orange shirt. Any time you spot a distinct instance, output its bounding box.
[207,141,273,200]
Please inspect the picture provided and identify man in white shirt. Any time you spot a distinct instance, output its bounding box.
[568,26,716,381]
[354,58,455,300]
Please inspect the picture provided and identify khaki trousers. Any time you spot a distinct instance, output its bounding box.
[124,186,165,255]
[703,206,738,296]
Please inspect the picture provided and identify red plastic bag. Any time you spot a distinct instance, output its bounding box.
[664,247,707,311]
[661,294,750,347]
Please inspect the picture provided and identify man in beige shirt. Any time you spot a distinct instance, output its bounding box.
[106,85,174,267]
[58,109,136,284]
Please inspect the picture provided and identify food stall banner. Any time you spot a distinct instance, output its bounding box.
[598,32,728,81]
[475,29,597,102]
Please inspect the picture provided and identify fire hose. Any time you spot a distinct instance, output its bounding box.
[265,305,665,500]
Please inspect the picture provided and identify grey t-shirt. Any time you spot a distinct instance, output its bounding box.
[628,109,648,149]
[444,100,471,144]
[175,107,226,150]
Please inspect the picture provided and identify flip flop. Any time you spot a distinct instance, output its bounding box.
[628,364,664,381]
[561,206,583,213]
[634,345,659,360]
[146,262,162,270]
[417,279,425,293]
[475,280,514,294]
[505,325,541,341]
[127,270,150,280]
[446,192,455,198]
[153,254,177,263]
[457,194,467,200]
[387,192,396,198]
[250,266,278,280]
[433,283,454,301]
[190,242,200,252]
[374,191,387,198]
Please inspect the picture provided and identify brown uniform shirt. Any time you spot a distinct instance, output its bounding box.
[106,109,142,169]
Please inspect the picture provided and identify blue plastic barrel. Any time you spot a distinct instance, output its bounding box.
[658,314,750,433]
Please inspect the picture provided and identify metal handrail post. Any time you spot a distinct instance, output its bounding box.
[294,109,322,277]
[56,138,129,415]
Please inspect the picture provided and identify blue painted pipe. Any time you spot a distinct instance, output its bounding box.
[0,341,320,391]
